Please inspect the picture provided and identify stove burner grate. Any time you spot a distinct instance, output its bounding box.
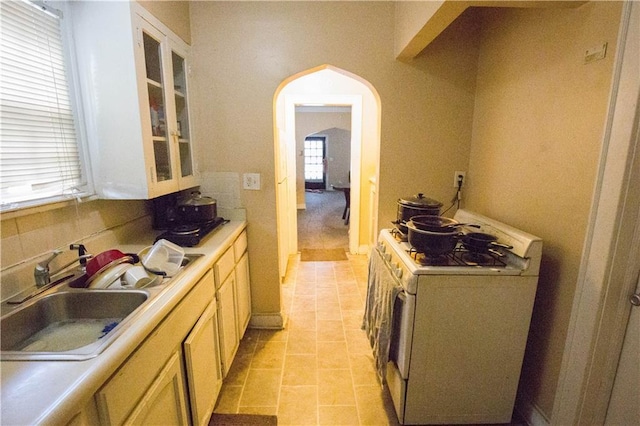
[391,227,408,242]
[155,217,227,247]
[408,246,507,267]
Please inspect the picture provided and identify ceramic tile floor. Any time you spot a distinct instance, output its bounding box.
[213,253,401,425]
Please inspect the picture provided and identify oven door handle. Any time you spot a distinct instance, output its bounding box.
[389,285,415,381]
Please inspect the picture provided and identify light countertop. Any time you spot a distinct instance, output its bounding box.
[1,220,247,426]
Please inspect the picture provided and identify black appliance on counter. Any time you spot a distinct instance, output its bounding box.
[152,191,227,247]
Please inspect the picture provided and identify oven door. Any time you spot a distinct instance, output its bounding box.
[388,288,415,379]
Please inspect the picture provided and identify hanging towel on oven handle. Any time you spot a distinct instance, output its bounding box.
[362,247,403,385]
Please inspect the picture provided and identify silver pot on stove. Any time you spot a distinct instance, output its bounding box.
[394,193,442,234]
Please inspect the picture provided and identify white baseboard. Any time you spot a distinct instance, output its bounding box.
[297,203,306,210]
[515,392,550,426]
[248,312,287,329]
[357,244,372,255]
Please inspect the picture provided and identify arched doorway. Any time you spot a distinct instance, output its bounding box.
[273,65,381,279]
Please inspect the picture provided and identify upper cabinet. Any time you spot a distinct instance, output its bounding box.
[71,2,198,199]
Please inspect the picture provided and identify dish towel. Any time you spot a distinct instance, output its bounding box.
[362,248,402,384]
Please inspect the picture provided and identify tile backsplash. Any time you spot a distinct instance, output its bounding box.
[1,173,247,301]
[198,171,241,209]
[1,199,151,301]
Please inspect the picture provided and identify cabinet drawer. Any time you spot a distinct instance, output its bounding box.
[214,247,235,287]
[233,230,248,260]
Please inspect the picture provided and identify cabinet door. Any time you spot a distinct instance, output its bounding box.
[64,400,100,426]
[184,299,222,426]
[137,19,179,195]
[217,273,239,376]
[168,43,198,190]
[124,351,189,426]
[235,252,251,338]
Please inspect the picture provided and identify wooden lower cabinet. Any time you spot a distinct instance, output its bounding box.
[92,228,251,426]
[124,351,189,425]
[235,252,251,339]
[217,272,238,376]
[64,400,100,426]
[96,270,214,425]
[183,299,223,426]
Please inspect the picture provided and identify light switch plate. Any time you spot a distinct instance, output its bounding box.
[243,173,261,190]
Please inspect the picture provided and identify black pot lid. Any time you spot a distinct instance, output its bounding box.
[180,191,216,206]
[398,193,443,208]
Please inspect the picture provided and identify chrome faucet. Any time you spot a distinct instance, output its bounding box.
[34,245,92,287]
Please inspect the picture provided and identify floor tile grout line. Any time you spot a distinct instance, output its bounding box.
[234,327,260,414]
[276,255,298,422]
[344,259,365,426]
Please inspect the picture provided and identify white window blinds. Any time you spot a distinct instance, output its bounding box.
[0,0,87,211]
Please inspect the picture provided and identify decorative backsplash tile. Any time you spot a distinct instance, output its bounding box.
[199,171,241,209]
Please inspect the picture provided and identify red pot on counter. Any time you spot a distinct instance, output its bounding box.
[86,249,136,279]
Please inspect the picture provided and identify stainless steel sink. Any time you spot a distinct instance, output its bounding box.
[1,290,149,361]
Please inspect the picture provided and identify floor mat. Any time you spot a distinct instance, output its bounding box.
[209,413,277,425]
[300,248,347,261]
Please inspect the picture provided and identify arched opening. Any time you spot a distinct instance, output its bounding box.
[273,65,381,279]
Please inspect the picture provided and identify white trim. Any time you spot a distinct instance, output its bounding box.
[516,392,550,426]
[248,313,286,330]
[284,93,363,255]
[357,244,371,255]
[552,2,640,424]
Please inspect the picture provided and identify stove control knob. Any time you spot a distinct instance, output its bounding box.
[378,243,386,253]
[630,293,640,307]
[394,265,403,279]
[384,253,392,262]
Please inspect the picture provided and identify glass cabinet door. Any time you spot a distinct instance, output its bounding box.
[143,31,172,183]
[171,50,194,180]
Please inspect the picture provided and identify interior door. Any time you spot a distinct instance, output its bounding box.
[605,276,640,425]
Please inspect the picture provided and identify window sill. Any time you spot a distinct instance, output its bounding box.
[1,195,99,221]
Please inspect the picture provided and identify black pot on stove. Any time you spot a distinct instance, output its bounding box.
[394,193,443,234]
[177,191,217,224]
[406,221,460,256]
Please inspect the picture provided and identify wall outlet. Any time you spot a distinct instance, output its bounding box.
[243,173,261,190]
[454,171,466,188]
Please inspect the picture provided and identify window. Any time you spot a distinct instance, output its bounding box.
[0,0,90,212]
[304,137,325,181]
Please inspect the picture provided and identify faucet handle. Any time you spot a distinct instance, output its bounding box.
[36,249,63,272]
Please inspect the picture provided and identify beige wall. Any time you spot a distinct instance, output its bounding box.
[137,0,191,44]
[465,2,622,418]
[189,1,478,316]
[295,111,352,205]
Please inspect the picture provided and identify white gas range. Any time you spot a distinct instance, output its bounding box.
[366,209,543,425]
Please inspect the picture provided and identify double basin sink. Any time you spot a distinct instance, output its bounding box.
[1,254,202,361]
